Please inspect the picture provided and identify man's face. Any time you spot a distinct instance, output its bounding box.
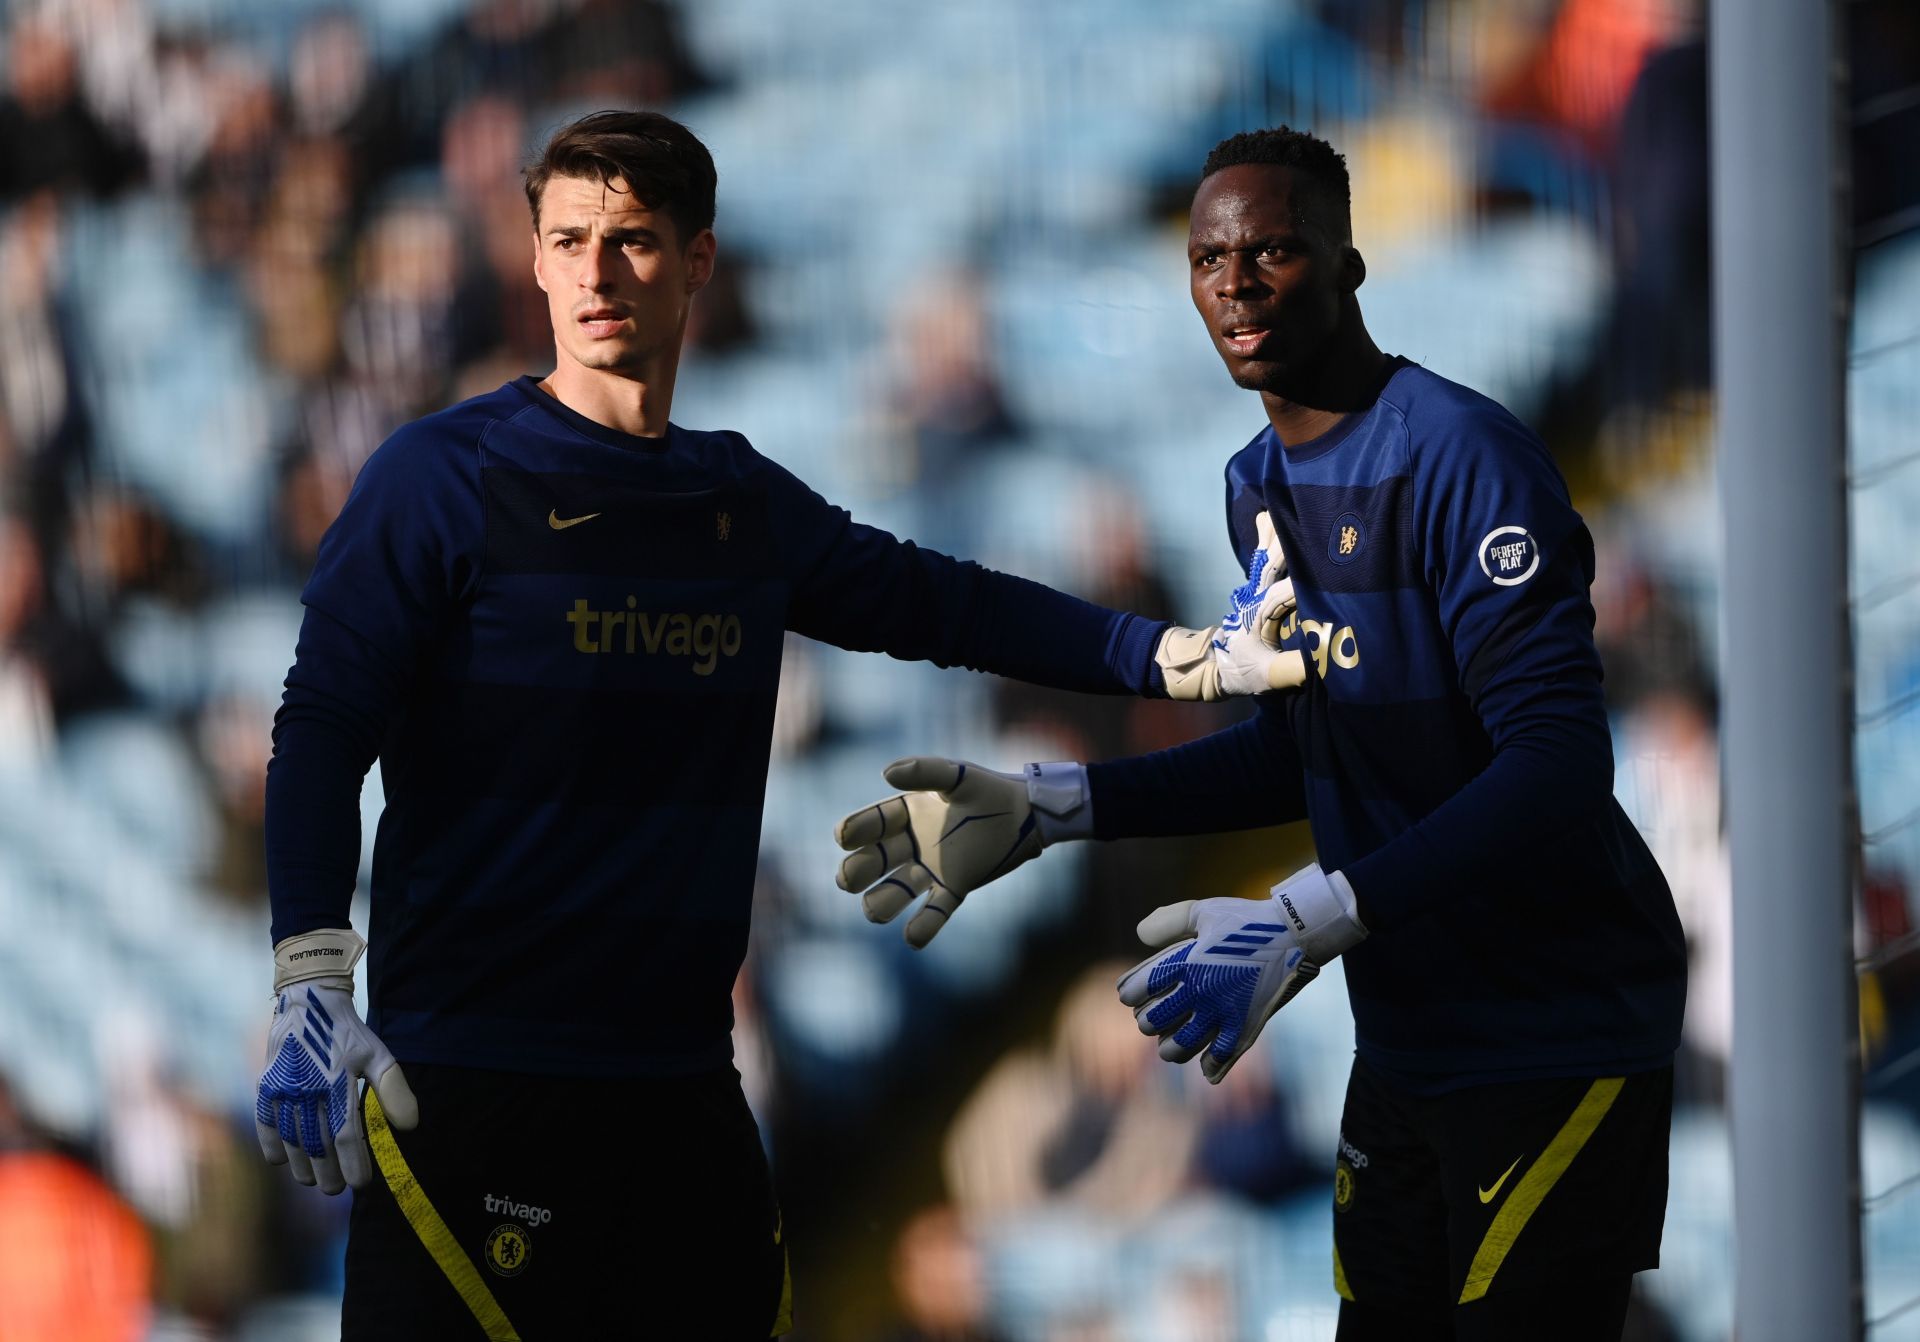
[1188,164,1354,395]
[532,173,714,375]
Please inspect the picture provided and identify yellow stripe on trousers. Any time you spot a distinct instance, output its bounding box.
[772,1212,794,1336]
[1458,1076,1625,1304]
[366,1089,523,1341]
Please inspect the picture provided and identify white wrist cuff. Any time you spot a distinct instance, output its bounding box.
[1153,625,1219,702]
[273,926,365,994]
[1270,864,1368,962]
[1025,761,1093,846]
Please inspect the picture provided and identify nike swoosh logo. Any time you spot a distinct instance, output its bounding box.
[548,509,602,530]
[1478,1155,1524,1204]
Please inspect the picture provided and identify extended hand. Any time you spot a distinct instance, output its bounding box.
[1156,511,1305,701]
[1116,864,1365,1083]
[254,929,418,1194]
[836,757,1088,948]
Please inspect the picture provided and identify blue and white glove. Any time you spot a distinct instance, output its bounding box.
[254,928,418,1195]
[1116,864,1366,1084]
[835,757,1092,948]
[1155,511,1305,701]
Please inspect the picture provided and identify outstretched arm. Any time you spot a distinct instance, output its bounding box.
[768,459,1302,700]
[832,699,1310,947]
[1086,698,1309,839]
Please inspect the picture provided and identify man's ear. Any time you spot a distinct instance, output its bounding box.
[532,230,548,294]
[685,228,717,294]
[1342,244,1367,294]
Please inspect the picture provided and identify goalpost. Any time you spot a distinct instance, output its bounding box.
[1713,1,1864,1338]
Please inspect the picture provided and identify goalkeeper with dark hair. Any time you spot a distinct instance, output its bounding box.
[252,109,1303,1342]
[838,128,1686,1342]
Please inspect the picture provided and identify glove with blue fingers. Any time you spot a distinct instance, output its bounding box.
[1116,864,1366,1083]
[254,927,418,1195]
[1155,510,1305,701]
[835,756,1092,948]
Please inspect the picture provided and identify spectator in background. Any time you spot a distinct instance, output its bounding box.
[64,484,207,616]
[98,1011,268,1333]
[874,269,1021,490]
[245,135,357,383]
[184,47,281,267]
[197,691,276,901]
[994,480,1193,765]
[0,193,91,543]
[1138,1263,1239,1342]
[945,962,1197,1222]
[0,10,142,202]
[867,1205,1010,1342]
[289,10,374,134]
[1604,38,1710,418]
[0,513,56,767]
[0,501,126,732]
[1479,0,1688,158]
[0,1072,153,1342]
[1185,1041,1319,1205]
[272,384,388,580]
[338,197,473,418]
[367,0,556,174]
[441,93,557,375]
[1613,683,1730,1104]
[545,0,715,107]
[1590,536,1709,715]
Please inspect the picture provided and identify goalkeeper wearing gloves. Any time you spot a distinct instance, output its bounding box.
[838,128,1685,1342]
[257,109,1300,1342]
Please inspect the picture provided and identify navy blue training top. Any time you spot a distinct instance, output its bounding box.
[1090,362,1686,1090]
[265,377,1169,1077]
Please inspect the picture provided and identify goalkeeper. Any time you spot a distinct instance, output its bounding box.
[837,128,1685,1342]
[253,110,1300,1342]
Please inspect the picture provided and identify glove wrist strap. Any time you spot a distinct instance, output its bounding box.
[273,927,365,994]
[1270,865,1368,962]
[1153,625,1220,702]
[1025,762,1092,846]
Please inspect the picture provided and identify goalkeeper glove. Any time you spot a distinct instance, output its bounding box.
[254,927,418,1195]
[835,756,1091,948]
[1116,864,1366,1083]
[1155,510,1305,701]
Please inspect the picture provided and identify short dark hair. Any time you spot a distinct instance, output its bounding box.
[525,109,717,244]
[1200,127,1351,241]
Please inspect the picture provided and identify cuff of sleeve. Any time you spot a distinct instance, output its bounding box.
[1119,616,1174,697]
[1026,761,1093,846]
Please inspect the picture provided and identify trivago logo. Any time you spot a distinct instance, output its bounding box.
[483,1194,553,1227]
[564,599,744,675]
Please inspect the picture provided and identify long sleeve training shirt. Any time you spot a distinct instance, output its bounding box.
[1089,362,1686,1090]
[265,377,1168,1076]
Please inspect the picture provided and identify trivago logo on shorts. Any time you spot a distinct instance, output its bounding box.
[483,1193,554,1227]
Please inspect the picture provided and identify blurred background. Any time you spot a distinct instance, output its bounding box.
[0,0,1917,1338]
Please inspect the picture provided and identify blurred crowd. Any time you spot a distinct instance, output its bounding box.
[2,0,1919,1339]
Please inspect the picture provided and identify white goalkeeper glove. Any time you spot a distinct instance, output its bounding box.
[254,927,418,1195]
[835,756,1091,948]
[1155,510,1305,701]
[1116,863,1366,1083]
